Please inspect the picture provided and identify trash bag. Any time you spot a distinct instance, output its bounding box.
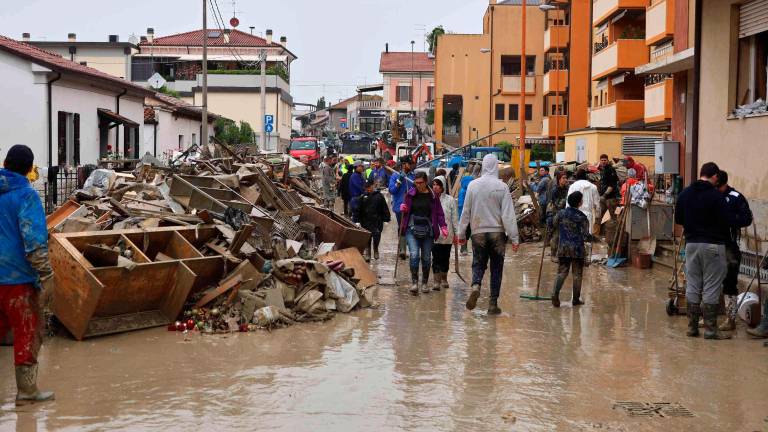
[325,271,359,313]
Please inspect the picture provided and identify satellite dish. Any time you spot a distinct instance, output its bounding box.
[230,17,240,28]
[128,34,139,45]
[148,72,167,90]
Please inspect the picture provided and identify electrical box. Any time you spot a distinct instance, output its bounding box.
[654,141,679,174]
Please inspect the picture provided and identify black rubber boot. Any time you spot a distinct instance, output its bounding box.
[488,298,502,315]
[703,303,732,340]
[421,274,431,293]
[409,268,419,295]
[687,303,701,337]
[572,288,584,306]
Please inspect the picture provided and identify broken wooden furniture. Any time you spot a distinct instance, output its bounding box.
[51,226,228,340]
[299,206,371,253]
[169,174,254,214]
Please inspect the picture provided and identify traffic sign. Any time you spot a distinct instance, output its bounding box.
[264,115,274,133]
[265,124,274,133]
[340,122,348,129]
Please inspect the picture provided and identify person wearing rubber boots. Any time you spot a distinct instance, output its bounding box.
[457,154,519,315]
[715,171,753,331]
[389,157,415,260]
[551,192,597,308]
[0,145,55,405]
[675,162,736,340]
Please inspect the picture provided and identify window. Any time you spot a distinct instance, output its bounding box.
[124,126,139,158]
[736,31,768,107]
[178,135,184,150]
[495,104,505,120]
[192,133,197,146]
[427,85,435,102]
[396,85,412,102]
[501,55,536,76]
[509,104,519,121]
[57,111,80,166]
[525,104,533,121]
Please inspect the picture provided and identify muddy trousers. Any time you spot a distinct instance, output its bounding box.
[432,244,452,274]
[685,243,727,306]
[471,232,507,300]
[0,284,42,366]
[723,243,742,320]
[405,229,433,283]
[366,230,382,256]
[553,258,584,300]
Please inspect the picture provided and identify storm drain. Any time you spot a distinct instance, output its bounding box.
[613,402,694,418]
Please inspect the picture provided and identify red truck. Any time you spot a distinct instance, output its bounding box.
[288,137,322,168]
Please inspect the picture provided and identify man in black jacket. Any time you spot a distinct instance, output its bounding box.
[598,154,619,225]
[339,162,353,217]
[356,179,391,261]
[675,162,736,340]
[715,171,753,331]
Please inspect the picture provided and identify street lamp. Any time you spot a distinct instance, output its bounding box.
[539,2,561,159]
[411,40,416,144]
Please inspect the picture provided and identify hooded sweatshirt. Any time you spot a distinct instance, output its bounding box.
[0,169,49,288]
[458,154,519,243]
[433,176,459,245]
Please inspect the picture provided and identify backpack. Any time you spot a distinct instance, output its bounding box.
[409,215,432,240]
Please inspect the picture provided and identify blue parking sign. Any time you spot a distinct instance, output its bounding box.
[264,115,274,132]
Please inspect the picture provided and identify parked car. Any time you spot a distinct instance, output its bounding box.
[288,137,322,167]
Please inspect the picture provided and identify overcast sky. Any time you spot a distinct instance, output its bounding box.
[0,0,489,105]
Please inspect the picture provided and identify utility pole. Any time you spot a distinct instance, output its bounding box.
[519,0,527,180]
[201,0,209,150]
[411,40,415,145]
[261,48,267,151]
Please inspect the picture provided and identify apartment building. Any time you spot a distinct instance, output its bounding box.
[379,49,434,135]
[434,0,547,161]
[24,32,137,80]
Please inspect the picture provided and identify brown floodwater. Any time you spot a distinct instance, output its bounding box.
[1,221,767,431]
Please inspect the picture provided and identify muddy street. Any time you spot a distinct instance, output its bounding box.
[1,219,767,432]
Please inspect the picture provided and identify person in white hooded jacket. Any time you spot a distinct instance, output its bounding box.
[457,154,519,315]
[431,175,458,291]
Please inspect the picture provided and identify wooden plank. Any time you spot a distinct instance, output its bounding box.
[229,224,255,254]
[159,262,196,320]
[317,247,377,288]
[194,274,243,308]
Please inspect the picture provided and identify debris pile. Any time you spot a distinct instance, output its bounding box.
[46,141,374,340]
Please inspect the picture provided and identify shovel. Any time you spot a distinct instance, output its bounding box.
[607,207,628,268]
[638,173,656,256]
[521,226,551,301]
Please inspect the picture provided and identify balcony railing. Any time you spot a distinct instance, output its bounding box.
[592,39,649,80]
[644,78,673,123]
[544,25,570,52]
[590,100,644,128]
[646,0,674,46]
[543,69,569,95]
[650,41,674,62]
[502,75,537,94]
[644,73,673,86]
[544,58,569,73]
[542,115,568,138]
[593,0,649,26]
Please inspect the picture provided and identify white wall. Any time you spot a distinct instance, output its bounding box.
[51,81,144,165]
[41,46,131,80]
[0,51,48,165]
[143,109,215,160]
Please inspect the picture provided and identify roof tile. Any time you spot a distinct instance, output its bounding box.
[379,52,434,73]
[140,28,280,48]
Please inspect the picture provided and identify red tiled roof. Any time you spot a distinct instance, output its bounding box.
[329,94,383,110]
[141,29,280,48]
[144,107,157,123]
[0,35,151,95]
[149,92,220,121]
[379,52,434,73]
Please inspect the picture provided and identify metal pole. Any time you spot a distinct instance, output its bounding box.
[519,0,527,180]
[260,49,267,151]
[554,9,560,156]
[201,0,209,150]
[411,41,415,145]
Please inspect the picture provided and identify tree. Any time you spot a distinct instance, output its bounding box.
[427,26,446,55]
[215,119,256,145]
[316,97,326,110]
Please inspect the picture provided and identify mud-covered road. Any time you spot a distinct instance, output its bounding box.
[2,219,767,431]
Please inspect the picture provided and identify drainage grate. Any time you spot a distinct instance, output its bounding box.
[613,402,694,418]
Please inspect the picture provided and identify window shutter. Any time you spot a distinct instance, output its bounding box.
[73,113,80,165]
[396,87,401,102]
[740,0,768,38]
[57,111,67,166]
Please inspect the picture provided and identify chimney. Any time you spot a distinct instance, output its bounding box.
[385,43,389,53]
[266,29,273,44]
[223,29,231,44]
[68,33,76,42]
[146,27,154,43]
[22,33,30,42]
[108,35,119,43]
[280,36,287,47]
[140,36,148,43]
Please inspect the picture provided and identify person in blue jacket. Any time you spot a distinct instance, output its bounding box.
[0,145,55,405]
[389,157,415,259]
[348,161,366,221]
[457,172,475,255]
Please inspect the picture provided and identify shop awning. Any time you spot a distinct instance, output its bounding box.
[98,108,139,127]
[635,48,695,75]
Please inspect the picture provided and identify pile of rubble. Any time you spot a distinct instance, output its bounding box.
[46,142,374,340]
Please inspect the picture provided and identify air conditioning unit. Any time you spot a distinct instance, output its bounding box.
[654,140,679,174]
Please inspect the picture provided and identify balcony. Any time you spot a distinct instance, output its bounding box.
[502,75,536,94]
[592,39,649,80]
[542,115,568,138]
[195,73,290,92]
[590,100,644,128]
[544,25,570,52]
[646,0,674,46]
[644,78,673,123]
[593,0,648,26]
[543,69,568,95]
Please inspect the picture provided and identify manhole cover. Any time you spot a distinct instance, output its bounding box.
[613,402,694,418]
